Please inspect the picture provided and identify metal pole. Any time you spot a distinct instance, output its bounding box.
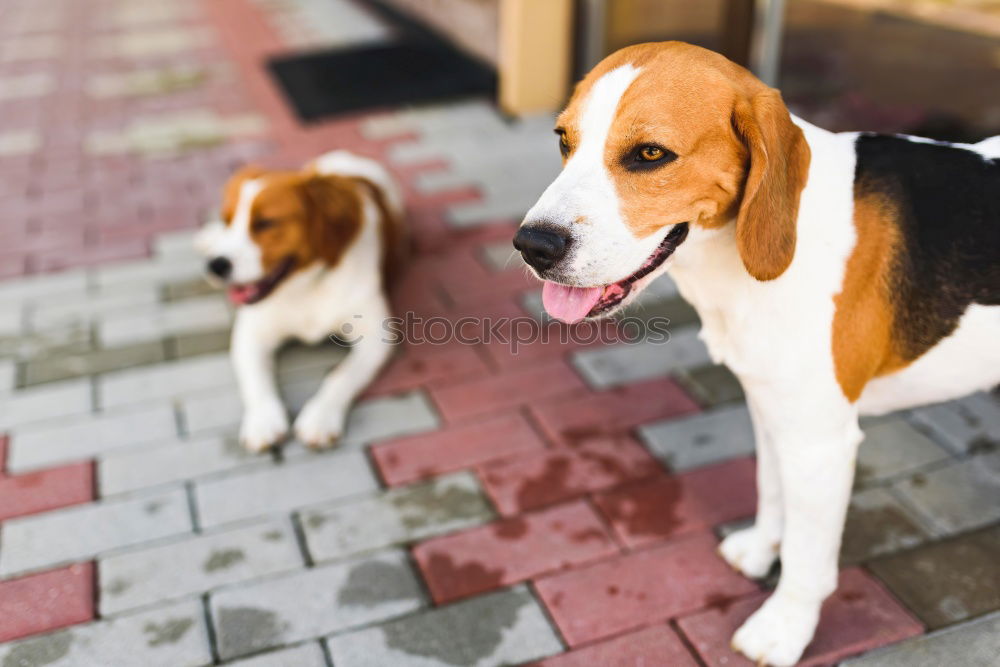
[750,0,786,87]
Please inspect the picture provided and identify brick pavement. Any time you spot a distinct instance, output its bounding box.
[1,0,1000,664]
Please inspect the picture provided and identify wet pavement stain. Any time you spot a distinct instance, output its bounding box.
[203,548,246,573]
[337,559,418,607]
[492,517,528,540]
[143,500,165,515]
[420,553,505,602]
[261,530,284,542]
[217,607,287,657]
[143,617,194,647]
[104,577,132,596]
[382,590,528,665]
[391,481,488,531]
[305,514,328,530]
[842,503,928,564]
[2,631,73,667]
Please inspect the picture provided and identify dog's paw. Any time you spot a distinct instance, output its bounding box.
[294,399,348,449]
[719,526,779,579]
[731,591,820,666]
[239,401,289,452]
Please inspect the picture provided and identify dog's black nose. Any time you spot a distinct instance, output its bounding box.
[513,226,568,272]
[207,257,232,280]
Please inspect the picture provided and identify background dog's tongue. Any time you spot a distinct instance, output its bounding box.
[542,282,603,324]
[228,285,257,305]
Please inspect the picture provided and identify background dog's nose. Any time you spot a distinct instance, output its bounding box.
[207,256,232,280]
[513,226,568,272]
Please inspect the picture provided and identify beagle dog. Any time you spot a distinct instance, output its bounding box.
[515,42,999,665]
[196,151,405,452]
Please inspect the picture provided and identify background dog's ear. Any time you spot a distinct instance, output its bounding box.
[732,89,810,281]
[301,175,362,266]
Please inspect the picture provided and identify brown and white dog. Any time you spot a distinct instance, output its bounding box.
[196,151,405,452]
[515,42,999,665]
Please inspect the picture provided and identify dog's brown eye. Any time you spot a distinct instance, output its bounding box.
[556,131,570,157]
[639,146,665,161]
[252,218,277,233]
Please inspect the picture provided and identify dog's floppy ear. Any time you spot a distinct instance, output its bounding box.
[301,174,363,266]
[731,89,810,281]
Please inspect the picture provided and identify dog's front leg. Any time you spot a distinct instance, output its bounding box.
[231,310,289,452]
[730,390,862,666]
[294,297,394,448]
[719,395,783,578]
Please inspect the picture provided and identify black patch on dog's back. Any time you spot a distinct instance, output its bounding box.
[854,134,999,360]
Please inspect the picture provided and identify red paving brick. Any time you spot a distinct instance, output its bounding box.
[534,532,758,646]
[479,436,662,516]
[363,343,488,398]
[593,458,757,548]
[531,378,701,447]
[529,624,699,667]
[372,413,547,486]
[676,568,924,666]
[430,360,587,422]
[412,501,619,604]
[0,435,95,522]
[0,563,95,643]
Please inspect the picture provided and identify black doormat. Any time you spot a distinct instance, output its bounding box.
[268,40,496,122]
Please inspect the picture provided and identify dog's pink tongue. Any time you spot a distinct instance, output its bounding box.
[227,285,257,305]
[542,282,603,324]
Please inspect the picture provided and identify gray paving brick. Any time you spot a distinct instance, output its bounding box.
[855,418,952,485]
[0,307,23,337]
[163,278,219,302]
[892,452,1000,534]
[0,487,192,577]
[29,286,160,329]
[100,433,269,496]
[639,403,755,471]
[908,392,1000,455]
[98,295,231,347]
[195,451,379,527]
[0,269,87,304]
[210,549,425,660]
[842,610,1000,667]
[171,329,231,358]
[0,323,93,361]
[182,390,242,434]
[327,585,562,667]
[867,526,1000,630]
[303,472,494,562]
[0,377,92,428]
[841,487,934,565]
[228,642,327,667]
[154,230,199,260]
[99,352,233,408]
[0,599,212,667]
[22,340,168,386]
[571,327,710,388]
[285,391,440,457]
[674,364,745,408]
[92,255,205,290]
[0,358,14,392]
[100,518,303,615]
[8,403,178,473]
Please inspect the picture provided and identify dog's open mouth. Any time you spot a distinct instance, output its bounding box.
[227,256,296,306]
[542,223,688,323]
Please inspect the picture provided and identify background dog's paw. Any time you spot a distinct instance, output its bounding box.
[719,526,779,579]
[239,402,289,452]
[731,592,819,666]
[294,399,347,449]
